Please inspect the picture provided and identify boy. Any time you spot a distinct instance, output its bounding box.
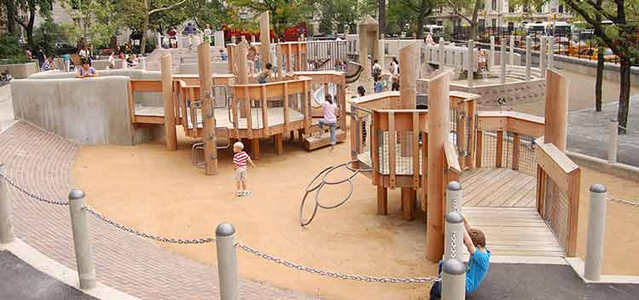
[233,141,256,197]
[255,63,272,84]
[430,216,491,299]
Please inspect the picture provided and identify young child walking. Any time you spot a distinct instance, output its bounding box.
[233,141,256,197]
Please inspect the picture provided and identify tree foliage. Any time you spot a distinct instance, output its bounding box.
[228,0,312,35]
[312,0,375,34]
[388,0,436,38]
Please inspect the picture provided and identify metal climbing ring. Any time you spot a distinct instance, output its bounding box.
[305,166,332,193]
[315,178,354,210]
[321,162,360,185]
[299,188,320,227]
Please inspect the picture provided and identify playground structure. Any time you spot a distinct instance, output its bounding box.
[347,31,581,261]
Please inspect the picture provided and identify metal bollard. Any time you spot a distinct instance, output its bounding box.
[585,184,607,281]
[489,36,495,68]
[442,258,466,300]
[439,38,445,66]
[446,181,463,214]
[500,39,507,84]
[0,164,15,244]
[444,212,464,261]
[216,223,238,300]
[607,120,618,163]
[509,35,514,65]
[68,189,96,289]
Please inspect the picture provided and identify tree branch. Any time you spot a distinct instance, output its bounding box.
[563,0,619,54]
[446,0,472,24]
[149,0,187,15]
[582,0,617,22]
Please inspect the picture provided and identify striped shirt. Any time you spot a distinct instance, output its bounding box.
[233,151,250,167]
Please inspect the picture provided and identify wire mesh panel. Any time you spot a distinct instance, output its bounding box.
[480,131,498,168]
[544,179,570,251]
[501,132,514,169]
[517,135,537,176]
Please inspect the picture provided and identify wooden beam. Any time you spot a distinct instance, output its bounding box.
[467,100,477,168]
[261,85,268,135]
[412,112,420,187]
[371,112,380,185]
[544,69,569,151]
[274,133,284,154]
[259,12,271,66]
[388,112,396,188]
[402,187,416,221]
[198,42,217,175]
[161,54,177,151]
[251,138,260,160]
[476,130,483,167]
[566,168,581,257]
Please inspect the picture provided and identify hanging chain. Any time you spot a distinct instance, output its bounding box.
[0,172,69,206]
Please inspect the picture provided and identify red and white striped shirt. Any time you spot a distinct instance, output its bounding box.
[233,151,250,167]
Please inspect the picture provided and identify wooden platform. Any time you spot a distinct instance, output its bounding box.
[460,168,563,257]
[463,207,564,257]
[461,168,537,208]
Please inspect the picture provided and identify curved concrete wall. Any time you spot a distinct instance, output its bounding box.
[12,70,165,145]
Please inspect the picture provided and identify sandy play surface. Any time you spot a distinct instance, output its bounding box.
[72,132,639,299]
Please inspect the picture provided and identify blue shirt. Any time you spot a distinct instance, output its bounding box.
[466,248,490,293]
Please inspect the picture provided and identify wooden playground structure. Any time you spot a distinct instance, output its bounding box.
[349,37,582,262]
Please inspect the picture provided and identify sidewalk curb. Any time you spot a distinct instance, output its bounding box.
[566,151,639,183]
[1,239,139,300]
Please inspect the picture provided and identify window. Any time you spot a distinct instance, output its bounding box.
[492,0,497,10]
[492,19,497,28]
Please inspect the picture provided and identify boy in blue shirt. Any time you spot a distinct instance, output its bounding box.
[430,216,491,299]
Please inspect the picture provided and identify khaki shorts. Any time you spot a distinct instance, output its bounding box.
[234,167,247,181]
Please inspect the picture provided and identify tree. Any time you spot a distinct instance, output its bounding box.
[313,0,374,34]
[445,0,482,40]
[1,0,17,34]
[120,0,187,54]
[12,0,51,48]
[228,0,312,35]
[387,0,435,39]
[378,0,385,36]
[562,0,638,134]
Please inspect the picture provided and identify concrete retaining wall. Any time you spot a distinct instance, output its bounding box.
[12,69,164,145]
[553,55,639,86]
[0,62,39,79]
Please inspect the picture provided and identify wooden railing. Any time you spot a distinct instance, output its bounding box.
[476,111,545,176]
[128,79,163,124]
[535,142,581,257]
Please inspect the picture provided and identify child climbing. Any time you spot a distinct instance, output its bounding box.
[429,216,491,299]
[233,141,256,197]
[318,94,338,150]
[255,63,272,84]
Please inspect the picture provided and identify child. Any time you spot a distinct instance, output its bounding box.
[219,49,228,61]
[233,141,256,197]
[318,94,338,150]
[255,63,272,84]
[429,216,490,299]
[75,58,98,78]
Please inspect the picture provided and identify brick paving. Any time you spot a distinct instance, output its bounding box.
[0,121,309,299]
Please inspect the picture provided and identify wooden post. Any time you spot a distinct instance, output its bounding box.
[566,168,581,257]
[377,186,388,215]
[402,188,416,221]
[476,130,483,167]
[544,69,569,151]
[198,42,218,175]
[399,43,419,157]
[496,130,504,168]
[260,12,271,66]
[250,139,260,159]
[274,133,284,154]
[512,133,520,170]
[161,54,177,151]
[426,70,451,262]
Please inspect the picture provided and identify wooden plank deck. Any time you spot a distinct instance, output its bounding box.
[460,168,564,257]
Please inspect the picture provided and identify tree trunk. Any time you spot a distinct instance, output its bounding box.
[617,57,631,135]
[140,12,149,54]
[5,0,16,34]
[469,24,476,41]
[26,6,35,49]
[595,45,603,112]
[378,0,385,37]
[416,13,425,39]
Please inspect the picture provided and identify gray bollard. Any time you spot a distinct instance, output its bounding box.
[489,36,495,68]
[525,36,531,80]
[607,120,618,163]
[509,35,514,65]
[439,38,445,67]
[446,181,463,214]
[585,184,607,281]
[500,39,507,84]
[467,40,474,88]
[0,164,15,244]
[216,223,238,300]
[68,189,96,290]
[444,212,464,261]
[442,258,466,300]
[540,36,547,78]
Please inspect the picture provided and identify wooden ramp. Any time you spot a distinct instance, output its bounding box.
[461,168,564,257]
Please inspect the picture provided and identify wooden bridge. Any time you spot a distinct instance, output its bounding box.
[350,69,580,261]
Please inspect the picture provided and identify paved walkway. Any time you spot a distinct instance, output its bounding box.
[567,95,639,166]
[0,251,96,300]
[0,121,308,299]
[474,263,639,300]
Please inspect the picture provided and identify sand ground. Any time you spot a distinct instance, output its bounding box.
[73,129,639,299]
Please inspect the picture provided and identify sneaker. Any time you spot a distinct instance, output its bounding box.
[242,190,251,196]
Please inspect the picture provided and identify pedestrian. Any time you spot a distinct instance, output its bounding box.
[204,24,212,44]
[75,58,98,78]
[372,59,382,78]
[318,94,338,150]
[254,63,272,84]
[35,48,45,67]
[233,141,256,197]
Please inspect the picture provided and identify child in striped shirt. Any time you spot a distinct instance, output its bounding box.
[233,141,256,197]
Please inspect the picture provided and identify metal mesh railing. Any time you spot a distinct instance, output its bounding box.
[543,179,570,251]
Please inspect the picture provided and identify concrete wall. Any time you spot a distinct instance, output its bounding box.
[0,62,39,79]
[553,55,639,87]
[12,69,165,145]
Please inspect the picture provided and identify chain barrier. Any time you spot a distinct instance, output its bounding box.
[0,172,69,206]
[83,206,215,244]
[449,232,458,259]
[608,196,639,208]
[235,241,440,284]
[299,160,372,227]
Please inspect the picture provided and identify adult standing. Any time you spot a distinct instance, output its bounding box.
[35,48,45,68]
[204,24,212,45]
